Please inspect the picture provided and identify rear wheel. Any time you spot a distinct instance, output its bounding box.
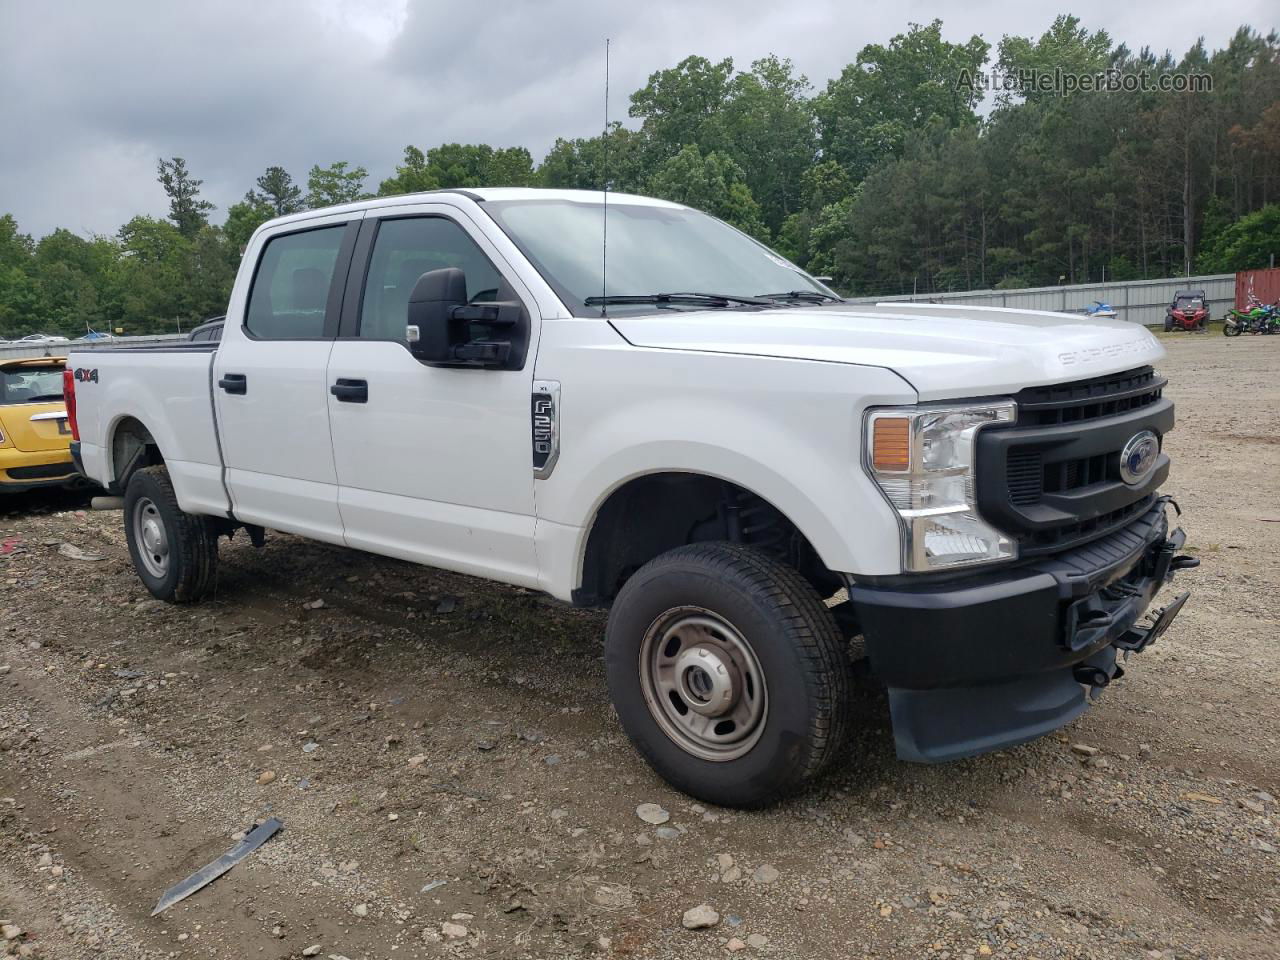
[605,542,851,808]
[124,465,218,602]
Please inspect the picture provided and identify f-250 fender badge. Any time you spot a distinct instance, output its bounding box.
[74,367,99,384]
[532,380,560,480]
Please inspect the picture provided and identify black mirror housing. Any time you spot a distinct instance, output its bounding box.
[406,267,529,370]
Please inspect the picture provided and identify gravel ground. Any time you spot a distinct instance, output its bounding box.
[0,334,1277,960]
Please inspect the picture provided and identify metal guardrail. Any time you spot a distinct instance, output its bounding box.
[846,274,1237,327]
[0,334,186,361]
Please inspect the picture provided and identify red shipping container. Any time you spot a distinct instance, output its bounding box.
[1236,267,1280,309]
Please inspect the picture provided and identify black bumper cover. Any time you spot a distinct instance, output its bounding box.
[69,440,86,477]
[848,499,1194,763]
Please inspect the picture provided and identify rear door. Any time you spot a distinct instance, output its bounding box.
[0,361,70,451]
[324,204,542,586]
[212,214,360,542]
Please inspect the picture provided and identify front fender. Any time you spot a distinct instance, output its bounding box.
[532,334,917,596]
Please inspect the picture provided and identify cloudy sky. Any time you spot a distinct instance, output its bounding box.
[1,0,1272,238]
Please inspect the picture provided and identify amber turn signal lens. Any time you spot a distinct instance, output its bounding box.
[872,417,911,471]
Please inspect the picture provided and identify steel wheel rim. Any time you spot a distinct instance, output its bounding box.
[133,496,170,579]
[638,607,768,762]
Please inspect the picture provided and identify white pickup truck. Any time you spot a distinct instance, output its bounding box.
[65,188,1195,806]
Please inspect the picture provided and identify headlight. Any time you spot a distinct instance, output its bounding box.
[865,402,1017,571]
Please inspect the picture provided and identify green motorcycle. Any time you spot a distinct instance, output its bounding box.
[1223,299,1278,337]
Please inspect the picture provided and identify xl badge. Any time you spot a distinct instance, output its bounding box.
[1119,430,1159,485]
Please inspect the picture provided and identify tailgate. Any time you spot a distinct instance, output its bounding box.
[0,403,72,452]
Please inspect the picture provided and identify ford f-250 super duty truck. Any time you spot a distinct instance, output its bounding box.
[64,188,1195,806]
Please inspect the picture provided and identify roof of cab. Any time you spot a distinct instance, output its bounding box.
[257,187,686,233]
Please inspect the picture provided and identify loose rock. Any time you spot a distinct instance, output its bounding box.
[441,921,469,939]
[752,863,780,884]
[682,904,720,929]
[636,802,670,825]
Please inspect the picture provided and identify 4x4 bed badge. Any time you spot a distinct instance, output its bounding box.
[1119,430,1159,485]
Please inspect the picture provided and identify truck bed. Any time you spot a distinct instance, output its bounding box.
[67,344,230,517]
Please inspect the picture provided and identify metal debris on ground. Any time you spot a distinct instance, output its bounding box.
[57,542,105,562]
[150,818,284,916]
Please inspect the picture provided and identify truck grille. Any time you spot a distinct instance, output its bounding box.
[977,366,1172,556]
[1015,366,1164,426]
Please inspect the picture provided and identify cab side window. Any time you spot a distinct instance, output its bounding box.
[358,217,504,342]
[245,226,346,339]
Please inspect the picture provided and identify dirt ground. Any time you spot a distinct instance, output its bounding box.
[1,334,1277,960]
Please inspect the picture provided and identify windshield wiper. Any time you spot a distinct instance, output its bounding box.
[755,290,844,304]
[585,292,773,308]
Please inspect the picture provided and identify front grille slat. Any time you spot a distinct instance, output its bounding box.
[989,366,1168,555]
[1006,450,1043,505]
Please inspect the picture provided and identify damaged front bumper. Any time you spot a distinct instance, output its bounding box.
[847,499,1196,763]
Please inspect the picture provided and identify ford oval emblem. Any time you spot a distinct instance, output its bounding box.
[1119,430,1160,485]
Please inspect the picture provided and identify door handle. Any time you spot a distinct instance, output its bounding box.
[218,373,247,395]
[330,378,368,403]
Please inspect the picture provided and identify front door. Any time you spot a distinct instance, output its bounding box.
[325,205,541,586]
[213,215,358,542]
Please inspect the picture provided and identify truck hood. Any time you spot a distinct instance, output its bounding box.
[608,303,1165,400]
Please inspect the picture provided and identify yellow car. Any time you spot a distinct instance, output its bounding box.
[0,356,82,493]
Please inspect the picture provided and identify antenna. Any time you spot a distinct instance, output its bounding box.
[601,37,610,317]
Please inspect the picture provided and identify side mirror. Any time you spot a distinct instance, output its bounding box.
[406,267,528,369]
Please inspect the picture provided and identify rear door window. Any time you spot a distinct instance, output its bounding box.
[245,226,347,339]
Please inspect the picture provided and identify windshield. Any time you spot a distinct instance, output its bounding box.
[0,364,64,405]
[482,197,835,316]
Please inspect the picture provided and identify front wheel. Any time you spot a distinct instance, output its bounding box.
[124,465,219,602]
[605,543,851,807]
[1224,321,1240,337]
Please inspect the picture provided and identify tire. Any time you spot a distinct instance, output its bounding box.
[1163,318,1173,332]
[1224,322,1241,337]
[605,542,851,808]
[123,465,218,603]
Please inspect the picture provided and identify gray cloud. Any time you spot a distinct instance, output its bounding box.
[1,0,1272,238]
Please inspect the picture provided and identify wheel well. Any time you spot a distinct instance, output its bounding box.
[575,472,839,606]
[110,417,164,492]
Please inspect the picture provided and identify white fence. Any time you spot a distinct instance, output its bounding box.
[0,334,186,361]
[847,274,1236,327]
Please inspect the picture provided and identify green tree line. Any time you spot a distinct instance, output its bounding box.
[3,15,1279,337]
